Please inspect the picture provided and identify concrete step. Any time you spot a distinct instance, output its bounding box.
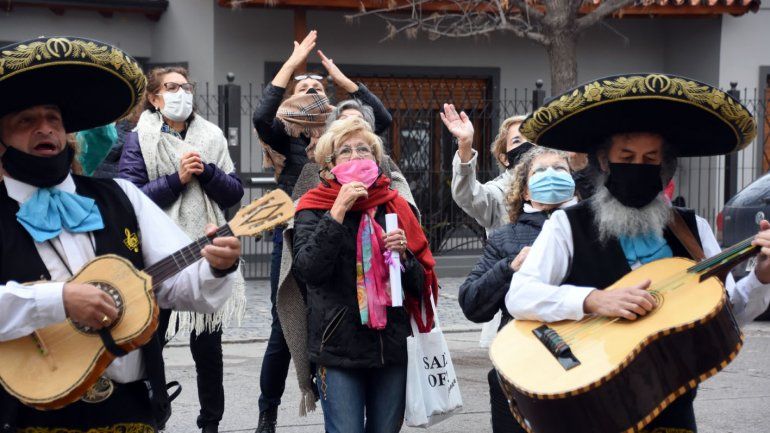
[435,253,482,278]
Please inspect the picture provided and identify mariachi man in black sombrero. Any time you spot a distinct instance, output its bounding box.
[0,37,241,432]
[505,74,770,432]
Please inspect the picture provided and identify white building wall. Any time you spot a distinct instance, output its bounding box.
[0,7,154,57]
[720,7,770,191]
[212,8,674,95]
[152,0,217,86]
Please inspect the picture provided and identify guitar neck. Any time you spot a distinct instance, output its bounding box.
[687,236,759,281]
[143,224,234,289]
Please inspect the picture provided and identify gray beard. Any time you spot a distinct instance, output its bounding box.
[590,185,671,243]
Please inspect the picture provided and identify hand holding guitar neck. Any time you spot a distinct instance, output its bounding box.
[201,223,241,271]
[750,219,770,283]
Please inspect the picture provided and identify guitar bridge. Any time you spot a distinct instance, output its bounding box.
[532,325,581,370]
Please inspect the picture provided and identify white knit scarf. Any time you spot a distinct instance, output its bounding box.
[136,110,246,338]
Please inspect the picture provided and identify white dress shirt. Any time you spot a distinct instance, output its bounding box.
[0,174,235,383]
[506,209,770,327]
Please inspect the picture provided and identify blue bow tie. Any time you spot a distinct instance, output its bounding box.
[16,188,104,243]
[618,233,673,266]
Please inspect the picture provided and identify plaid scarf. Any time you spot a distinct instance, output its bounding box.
[276,92,333,139]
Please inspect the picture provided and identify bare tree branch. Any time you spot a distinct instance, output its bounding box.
[507,0,546,25]
[576,0,637,32]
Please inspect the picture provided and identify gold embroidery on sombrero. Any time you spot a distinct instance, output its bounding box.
[521,74,757,149]
[0,38,145,97]
[639,428,694,433]
[17,423,154,433]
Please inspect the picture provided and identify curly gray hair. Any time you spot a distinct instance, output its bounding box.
[325,99,376,131]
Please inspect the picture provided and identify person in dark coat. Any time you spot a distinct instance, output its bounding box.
[292,117,438,433]
[459,147,577,433]
[253,30,392,433]
[119,66,244,433]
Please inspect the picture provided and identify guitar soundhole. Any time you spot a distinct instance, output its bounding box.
[650,291,665,313]
[71,282,125,335]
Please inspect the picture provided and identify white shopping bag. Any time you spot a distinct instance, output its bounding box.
[479,311,502,348]
[404,297,463,427]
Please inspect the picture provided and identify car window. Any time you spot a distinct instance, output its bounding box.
[727,172,770,207]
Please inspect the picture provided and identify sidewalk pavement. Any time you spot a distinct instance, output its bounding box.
[162,278,770,432]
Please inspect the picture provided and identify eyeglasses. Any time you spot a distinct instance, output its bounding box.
[335,145,373,159]
[294,74,324,81]
[162,82,194,93]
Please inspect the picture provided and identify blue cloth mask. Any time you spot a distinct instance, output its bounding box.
[16,188,105,243]
[527,167,575,205]
[618,233,673,266]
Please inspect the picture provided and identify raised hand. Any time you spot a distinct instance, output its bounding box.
[318,50,358,93]
[440,103,475,162]
[287,31,317,68]
[273,31,318,88]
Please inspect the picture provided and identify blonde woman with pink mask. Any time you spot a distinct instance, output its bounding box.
[292,117,437,433]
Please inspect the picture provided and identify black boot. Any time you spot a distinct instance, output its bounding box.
[201,424,218,433]
[255,407,277,433]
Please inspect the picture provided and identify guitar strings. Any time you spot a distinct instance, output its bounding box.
[559,271,694,346]
[556,269,684,340]
[32,215,287,351]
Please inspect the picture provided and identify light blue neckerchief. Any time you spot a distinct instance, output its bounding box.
[617,232,673,266]
[16,188,104,243]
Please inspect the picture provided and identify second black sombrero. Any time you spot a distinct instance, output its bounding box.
[520,73,757,157]
[0,36,146,132]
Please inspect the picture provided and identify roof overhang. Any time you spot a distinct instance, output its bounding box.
[5,0,169,21]
[218,0,760,17]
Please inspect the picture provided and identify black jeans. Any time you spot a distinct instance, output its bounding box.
[257,230,292,413]
[158,309,225,429]
[488,369,527,433]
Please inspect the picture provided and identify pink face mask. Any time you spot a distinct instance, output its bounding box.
[330,159,379,188]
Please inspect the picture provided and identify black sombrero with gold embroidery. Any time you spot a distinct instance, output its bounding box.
[0,36,145,132]
[520,73,757,157]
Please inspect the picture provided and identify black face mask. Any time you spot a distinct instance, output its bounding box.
[605,163,663,209]
[1,143,74,188]
[505,141,535,168]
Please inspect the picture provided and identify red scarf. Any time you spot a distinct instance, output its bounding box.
[296,176,439,333]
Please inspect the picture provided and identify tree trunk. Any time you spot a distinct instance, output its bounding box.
[546,32,578,96]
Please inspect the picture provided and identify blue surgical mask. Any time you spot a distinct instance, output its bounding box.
[528,167,575,205]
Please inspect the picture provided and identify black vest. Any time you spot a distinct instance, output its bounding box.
[0,176,171,429]
[563,200,702,289]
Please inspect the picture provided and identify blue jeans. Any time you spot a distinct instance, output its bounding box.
[316,364,407,433]
[258,229,292,413]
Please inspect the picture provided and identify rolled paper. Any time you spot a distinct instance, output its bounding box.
[385,213,403,307]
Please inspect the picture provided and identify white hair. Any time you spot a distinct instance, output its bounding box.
[590,184,671,243]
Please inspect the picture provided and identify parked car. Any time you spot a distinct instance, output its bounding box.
[721,171,770,320]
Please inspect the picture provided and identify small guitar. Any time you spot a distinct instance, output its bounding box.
[0,189,294,410]
[491,236,760,433]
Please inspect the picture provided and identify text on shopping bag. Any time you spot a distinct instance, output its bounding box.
[423,353,457,391]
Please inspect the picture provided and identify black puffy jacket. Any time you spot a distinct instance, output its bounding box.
[293,206,424,369]
[458,212,547,329]
[253,83,392,195]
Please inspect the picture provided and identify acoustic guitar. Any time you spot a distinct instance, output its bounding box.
[491,236,761,433]
[0,189,294,410]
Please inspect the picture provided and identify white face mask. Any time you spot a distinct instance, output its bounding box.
[159,91,193,122]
